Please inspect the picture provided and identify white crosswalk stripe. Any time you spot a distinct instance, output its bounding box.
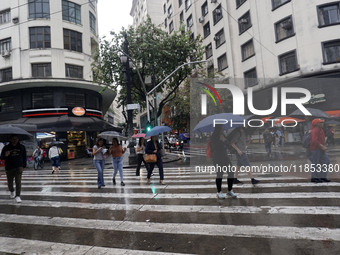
[0,165,339,254]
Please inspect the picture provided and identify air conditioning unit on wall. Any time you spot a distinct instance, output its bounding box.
[1,50,11,58]
[211,0,217,3]
[199,16,204,23]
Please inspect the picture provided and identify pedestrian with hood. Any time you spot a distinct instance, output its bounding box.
[210,125,237,199]
[109,138,126,186]
[92,138,107,189]
[1,135,27,203]
[310,119,331,183]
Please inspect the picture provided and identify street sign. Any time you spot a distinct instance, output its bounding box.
[127,104,140,110]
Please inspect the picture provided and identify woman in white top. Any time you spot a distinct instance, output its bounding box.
[49,145,61,174]
[135,137,149,176]
[92,138,107,189]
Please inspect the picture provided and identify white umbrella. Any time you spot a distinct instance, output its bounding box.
[98,131,128,141]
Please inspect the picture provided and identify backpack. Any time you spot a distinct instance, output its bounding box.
[302,132,310,148]
[206,140,212,158]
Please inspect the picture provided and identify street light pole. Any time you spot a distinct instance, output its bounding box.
[146,59,209,122]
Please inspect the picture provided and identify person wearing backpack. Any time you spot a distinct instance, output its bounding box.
[310,119,330,183]
[210,125,236,199]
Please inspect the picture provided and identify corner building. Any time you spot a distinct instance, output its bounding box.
[0,0,118,159]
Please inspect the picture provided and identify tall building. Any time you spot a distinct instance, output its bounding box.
[0,0,118,159]
[131,0,340,119]
[130,0,164,28]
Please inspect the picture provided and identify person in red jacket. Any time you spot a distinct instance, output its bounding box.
[310,119,330,183]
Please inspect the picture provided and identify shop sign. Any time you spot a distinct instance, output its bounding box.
[72,107,85,116]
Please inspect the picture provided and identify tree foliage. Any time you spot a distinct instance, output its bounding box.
[92,17,204,122]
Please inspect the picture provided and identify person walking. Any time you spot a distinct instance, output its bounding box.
[109,138,126,186]
[263,128,273,157]
[310,119,331,183]
[92,138,107,189]
[145,135,165,185]
[230,127,260,185]
[136,137,149,176]
[32,145,43,169]
[49,144,61,174]
[211,125,236,199]
[0,135,27,203]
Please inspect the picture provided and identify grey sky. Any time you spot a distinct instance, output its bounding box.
[97,1,133,39]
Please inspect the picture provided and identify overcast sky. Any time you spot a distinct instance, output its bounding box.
[97,1,133,39]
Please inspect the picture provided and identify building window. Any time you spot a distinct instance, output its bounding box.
[318,3,340,27]
[214,29,225,49]
[29,27,51,48]
[89,0,96,10]
[169,21,174,33]
[0,96,16,112]
[0,38,11,55]
[32,92,54,108]
[238,11,251,34]
[206,43,213,59]
[65,92,85,107]
[66,64,83,79]
[0,9,10,24]
[63,29,82,52]
[185,0,192,11]
[272,0,291,10]
[217,53,228,71]
[62,0,81,24]
[168,5,173,16]
[164,18,167,28]
[207,64,214,78]
[241,39,255,61]
[279,50,299,75]
[203,22,211,38]
[89,12,96,33]
[32,63,51,77]
[187,14,193,27]
[0,68,12,82]
[179,12,184,23]
[236,0,247,8]
[201,1,208,16]
[179,0,183,7]
[244,68,257,88]
[322,40,340,64]
[275,16,294,42]
[213,5,223,25]
[29,0,50,19]
[163,4,166,14]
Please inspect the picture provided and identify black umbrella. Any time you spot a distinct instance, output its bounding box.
[0,124,33,142]
[47,141,64,146]
[289,107,331,119]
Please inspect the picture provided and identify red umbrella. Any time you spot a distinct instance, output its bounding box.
[132,133,146,138]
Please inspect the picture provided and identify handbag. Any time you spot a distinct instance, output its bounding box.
[144,154,157,163]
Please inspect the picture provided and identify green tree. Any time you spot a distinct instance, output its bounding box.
[92,17,204,122]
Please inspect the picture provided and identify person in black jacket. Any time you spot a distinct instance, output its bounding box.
[0,135,27,203]
[145,135,165,185]
[211,125,237,199]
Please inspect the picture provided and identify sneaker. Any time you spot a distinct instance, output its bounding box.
[113,179,116,185]
[15,196,22,203]
[321,178,331,182]
[121,182,125,186]
[251,178,260,185]
[227,190,237,198]
[216,192,226,199]
[10,192,15,199]
[311,178,322,183]
[233,178,243,184]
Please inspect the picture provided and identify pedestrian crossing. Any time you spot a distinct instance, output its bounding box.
[0,165,339,254]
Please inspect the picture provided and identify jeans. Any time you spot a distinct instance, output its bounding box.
[112,157,124,182]
[50,156,60,167]
[265,143,272,154]
[6,167,23,197]
[310,149,330,179]
[94,159,105,187]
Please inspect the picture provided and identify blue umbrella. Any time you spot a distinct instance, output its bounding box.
[193,113,246,133]
[145,126,171,137]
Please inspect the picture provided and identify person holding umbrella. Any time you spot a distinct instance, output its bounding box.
[145,135,165,185]
[136,137,149,176]
[109,138,126,186]
[49,143,62,174]
[1,135,27,203]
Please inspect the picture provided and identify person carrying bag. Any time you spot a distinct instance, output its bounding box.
[145,135,165,185]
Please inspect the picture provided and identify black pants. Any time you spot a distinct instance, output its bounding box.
[216,167,234,192]
[147,157,164,180]
[136,154,149,176]
[6,167,23,197]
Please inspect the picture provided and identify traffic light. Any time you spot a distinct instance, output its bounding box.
[146,122,152,132]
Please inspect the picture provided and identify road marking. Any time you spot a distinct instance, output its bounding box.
[0,214,339,241]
